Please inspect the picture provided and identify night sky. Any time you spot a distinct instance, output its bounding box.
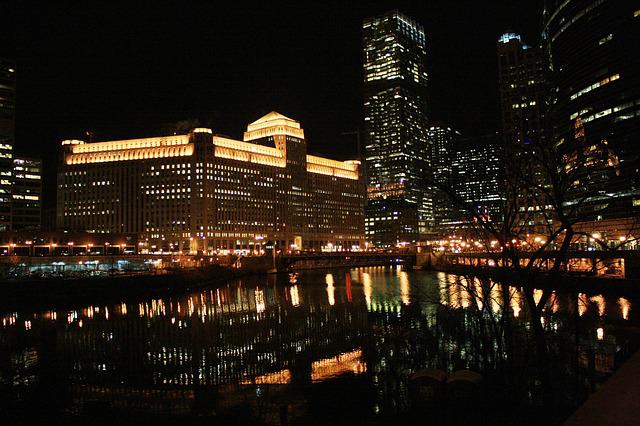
[0,0,540,207]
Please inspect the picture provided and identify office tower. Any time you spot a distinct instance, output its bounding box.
[543,1,640,217]
[0,58,15,231]
[362,10,431,246]
[497,33,547,166]
[12,157,42,230]
[57,112,365,253]
[427,124,461,233]
[497,33,548,232]
[451,134,505,226]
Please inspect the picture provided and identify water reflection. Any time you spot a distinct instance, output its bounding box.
[0,268,638,425]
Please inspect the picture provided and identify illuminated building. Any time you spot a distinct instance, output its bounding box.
[427,125,462,232]
[11,157,41,230]
[57,112,365,253]
[542,0,640,217]
[0,58,15,231]
[425,128,504,235]
[0,61,41,231]
[450,134,505,225]
[497,34,549,232]
[363,10,432,246]
[497,33,547,157]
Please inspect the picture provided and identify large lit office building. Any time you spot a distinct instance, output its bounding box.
[0,58,16,231]
[57,112,365,253]
[543,1,640,217]
[363,10,431,246]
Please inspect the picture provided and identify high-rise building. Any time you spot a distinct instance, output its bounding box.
[362,10,431,247]
[427,124,461,232]
[450,134,505,226]
[497,33,547,165]
[12,157,42,230]
[497,33,549,233]
[0,58,16,231]
[542,1,640,217]
[57,112,365,253]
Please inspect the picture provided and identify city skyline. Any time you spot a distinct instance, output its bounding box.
[1,1,540,208]
[0,3,639,424]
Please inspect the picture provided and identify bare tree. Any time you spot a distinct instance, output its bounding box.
[427,117,636,403]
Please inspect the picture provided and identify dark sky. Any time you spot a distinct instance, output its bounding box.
[0,0,541,207]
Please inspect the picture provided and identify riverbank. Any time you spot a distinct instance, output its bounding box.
[0,265,244,312]
[430,264,640,295]
[3,261,638,314]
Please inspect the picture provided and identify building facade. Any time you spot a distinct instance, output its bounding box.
[542,0,640,217]
[497,33,549,233]
[0,60,42,231]
[450,134,505,227]
[497,33,547,168]
[0,58,15,231]
[11,157,42,230]
[362,10,431,247]
[57,112,365,253]
[427,124,461,233]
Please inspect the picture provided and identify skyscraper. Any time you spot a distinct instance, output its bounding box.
[427,124,461,232]
[12,157,42,230]
[451,134,505,226]
[497,33,548,233]
[497,33,547,162]
[362,10,430,247]
[0,58,15,231]
[543,1,640,217]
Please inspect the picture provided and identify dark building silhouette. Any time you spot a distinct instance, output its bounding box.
[362,10,431,247]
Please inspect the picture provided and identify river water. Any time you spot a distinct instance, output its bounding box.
[0,267,638,425]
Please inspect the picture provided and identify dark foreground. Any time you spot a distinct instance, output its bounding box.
[1,267,639,425]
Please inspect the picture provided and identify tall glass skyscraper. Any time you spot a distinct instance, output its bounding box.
[0,58,15,231]
[362,10,431,246]
[543,0,640,217]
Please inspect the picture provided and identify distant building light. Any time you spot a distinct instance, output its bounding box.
[498,33,521,44]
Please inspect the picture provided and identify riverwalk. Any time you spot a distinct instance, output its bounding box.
[565,349,640,426]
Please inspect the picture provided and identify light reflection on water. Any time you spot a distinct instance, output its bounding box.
[0,267,638,424]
